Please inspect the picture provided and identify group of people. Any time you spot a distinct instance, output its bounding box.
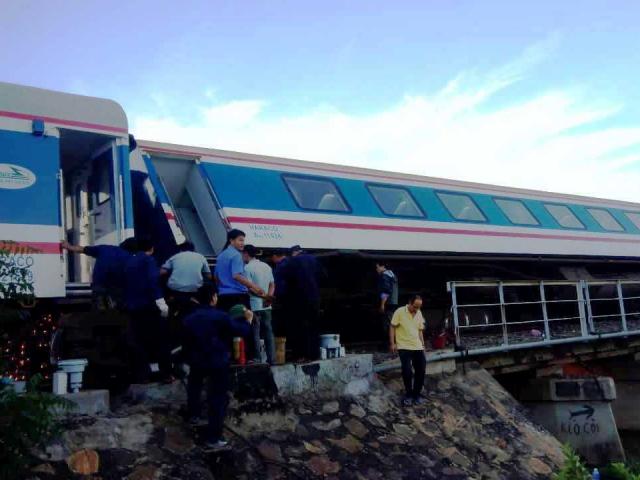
[62,234,429,446]
[62,229,325,448]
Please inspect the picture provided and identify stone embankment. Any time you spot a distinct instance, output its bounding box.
[31,362,564,479]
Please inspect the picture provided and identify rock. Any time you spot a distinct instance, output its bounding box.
[67,449,100,475]
[349,404,367,418]
[344,418,369,439]
[480,415,495,425]
[298,406,312,415]
[266,430,290,442]
[128,464,159,480]
[322,401,340,414]
[392,423,416,438]
[345,378,370,396]
[441,466,467,476]
[311,418,342,431]
[451,452,472,469]
[295,424,310,437]
[306,455,341,476]
[367,415,387,428]
[285,445,305,457]
[368,394,390,414]
[303,440,328,454]
[63,414,153,452]
[163,427,194,455]
[31,463,56,475]
[178,464,215,479]
[527,457,553,476]
[329,434,363,454]
[257,441,285,463]
[377,435,406,445]
[266,464,286,480]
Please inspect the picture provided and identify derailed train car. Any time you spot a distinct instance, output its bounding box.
[3,81,640,349]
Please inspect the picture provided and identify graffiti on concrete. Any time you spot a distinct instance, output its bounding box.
[560,404,601,436]
[0,240,37,300]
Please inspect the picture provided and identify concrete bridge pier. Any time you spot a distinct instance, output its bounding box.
[521,377,625,465]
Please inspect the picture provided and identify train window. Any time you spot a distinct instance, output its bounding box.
[494,198,539,226]
[587,208,624,232]
[625,212,640,230]
[436,192,486,222]
[283,175,350,212]
[544,204,584,229]
[367,184,425,218]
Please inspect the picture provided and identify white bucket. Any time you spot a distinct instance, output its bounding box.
[319,334,340,349]
[57,359,88,393]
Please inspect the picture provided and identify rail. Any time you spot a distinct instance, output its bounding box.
[447,279,640,355]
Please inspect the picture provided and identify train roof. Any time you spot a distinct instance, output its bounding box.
[0,81,128,135]
[137,139,640,210]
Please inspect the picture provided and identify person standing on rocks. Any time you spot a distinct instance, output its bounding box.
[182,284,253,450]
[389,294,427,406]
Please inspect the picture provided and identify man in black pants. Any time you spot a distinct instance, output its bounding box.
[123,237,171,383]
[275,245,325,361]
[389,294,427,406]
[182,284,252,450]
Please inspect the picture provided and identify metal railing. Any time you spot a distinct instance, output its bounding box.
[447,280,640,355]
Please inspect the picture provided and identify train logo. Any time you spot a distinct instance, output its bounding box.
[0,164,36,190]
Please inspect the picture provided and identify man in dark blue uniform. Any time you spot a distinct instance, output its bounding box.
[274,245,325,361]
[61,237,137,309]
[123,237,171,383]
[182,284,252,450]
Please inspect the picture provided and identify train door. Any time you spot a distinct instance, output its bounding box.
[88,142,118,246]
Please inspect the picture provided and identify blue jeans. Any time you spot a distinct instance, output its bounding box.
[252,309,276,364]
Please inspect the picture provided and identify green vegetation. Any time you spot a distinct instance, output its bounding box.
[0,374,71,480]
[553,444,592,480]
[554,444,640,480]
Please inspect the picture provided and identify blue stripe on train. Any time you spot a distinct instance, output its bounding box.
[200,162,640,235]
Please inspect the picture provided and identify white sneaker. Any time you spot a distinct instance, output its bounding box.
[205,439,230,451]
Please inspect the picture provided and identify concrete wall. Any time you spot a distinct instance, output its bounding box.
[271,354,373,398]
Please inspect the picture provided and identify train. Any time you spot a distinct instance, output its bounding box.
[3,80,640,350]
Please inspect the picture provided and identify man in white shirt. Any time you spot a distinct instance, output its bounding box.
[161,241,212,314]
[243,245,276,364]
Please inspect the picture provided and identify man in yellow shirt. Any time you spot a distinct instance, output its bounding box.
[389,294,426,406]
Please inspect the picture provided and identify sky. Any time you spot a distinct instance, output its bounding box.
[2,1,640,201]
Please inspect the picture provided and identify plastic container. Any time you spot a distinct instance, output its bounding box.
[57,358,88,393]
[53,371,68,395]
[432,332,447,349]
[275,337,286,365]
[319,334,340,349]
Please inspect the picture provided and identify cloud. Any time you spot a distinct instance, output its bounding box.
[131,37,640,203]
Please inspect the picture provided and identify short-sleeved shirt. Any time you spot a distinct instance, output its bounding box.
[162,251,210,293]
[391,305,425,351]
[83,245,132,290]
[214,246,247,295]
[245,258,274,311]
